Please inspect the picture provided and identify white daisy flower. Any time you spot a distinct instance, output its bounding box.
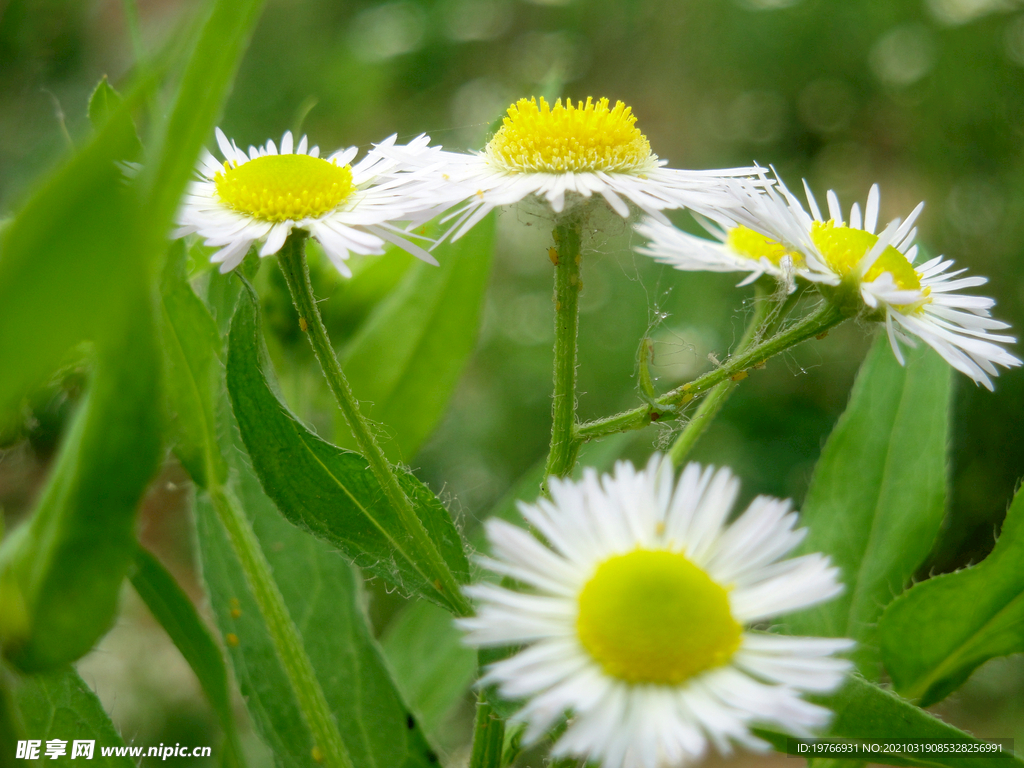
[635,178,1022,390]
[175,129,449,276]
[460,455,853,768]
[373,96,764,241]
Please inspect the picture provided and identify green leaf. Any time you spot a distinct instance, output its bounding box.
[226,283,471,612]
[785,333,951,678]
[337,215,496,461]
[142,0,265,228]
[0,295,161,672]
[879,485,1024,706]
[381,600,477,739]
[195,449,441,768]
[129,546,243,767]
[87,77,142,158]
[12,667,134,766]
[0,100,144,413]
[159,240,228,488]
[758,673,1024,768]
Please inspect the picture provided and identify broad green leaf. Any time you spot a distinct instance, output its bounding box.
[12,667,134,766]
[879,485,1024,706]
[381,600,477,739]
[129,546,243,767]
[337,215,496,461]
[786,334,950,678]
[159,240,228,488]
[759,673,1023,768]
[0,296,160,672]
[226,283,470,612]
[195,448,440,768]
[0,100,144,413]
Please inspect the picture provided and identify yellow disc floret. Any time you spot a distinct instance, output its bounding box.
[485,96,655,174]
[214,154,354,223]
[811,220,921,291]
[576,549,741,685]
[727,225,804,267]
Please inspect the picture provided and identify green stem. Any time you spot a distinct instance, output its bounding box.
[468,691,506,768]
[578,299,846,442]
[276,233,471,616]
[208,485,352,768]
[668,283,773,466]
[543,221,584,487]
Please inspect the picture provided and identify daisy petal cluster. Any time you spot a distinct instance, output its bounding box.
[460,455,853,768]
[636,175,1021,389]
[176,129,449,275]
[373,96,765,241]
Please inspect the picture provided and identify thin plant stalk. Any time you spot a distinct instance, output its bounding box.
[668,281,773,466]
[543,220,584,487]
[208,485,352,768]
[275,232,471,616]
[577,298,846,443]
[468,692,506,768]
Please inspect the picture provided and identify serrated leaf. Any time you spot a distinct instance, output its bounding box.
[0,296,160,672]
[195,449,440,768]
[337,215,496,461]
[786,334,951,678]
[758,673,1024,768]
[129,546,243,767]
[879,485,1024,706]
[381,600,477,739]
[12,667,134,766]
[226,283,470,613]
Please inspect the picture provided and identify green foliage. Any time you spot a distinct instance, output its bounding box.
[12,667,134,766]
[759,673,1024,768]
[0,96,145,415]
[0,297,160,672]
[381,600,477,739]
[226,283,471,612]
[338,215,496,461]
[129,546,243,767]
[195,445,440,768]
[160,240,229,489]
[786,333,951,678]
[880,485,1024,706]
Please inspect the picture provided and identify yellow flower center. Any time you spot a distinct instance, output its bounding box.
[810,220,921,291]
[484,96,655,174]
[214,154,354,223]
[726,225,804,267]
[576,549,741,685]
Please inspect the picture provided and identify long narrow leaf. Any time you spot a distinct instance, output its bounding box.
[195,445,441,768]
[130,546,244,767]
[338,215,496,461]
[786,333,951,678]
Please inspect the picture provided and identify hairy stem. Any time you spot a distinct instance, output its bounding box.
[543,221,584,488]
[276,233,471,616]
[668,282,773,466]
[468,692,507,768]
[208,485,352,768]
[578,299,846,442]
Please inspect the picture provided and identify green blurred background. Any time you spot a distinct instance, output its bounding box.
[1,0,1022,764]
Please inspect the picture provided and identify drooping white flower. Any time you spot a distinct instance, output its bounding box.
[175,129,449,275]
[373,97,764,241]
[635,177,1021,389]
[460,455,853,768]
